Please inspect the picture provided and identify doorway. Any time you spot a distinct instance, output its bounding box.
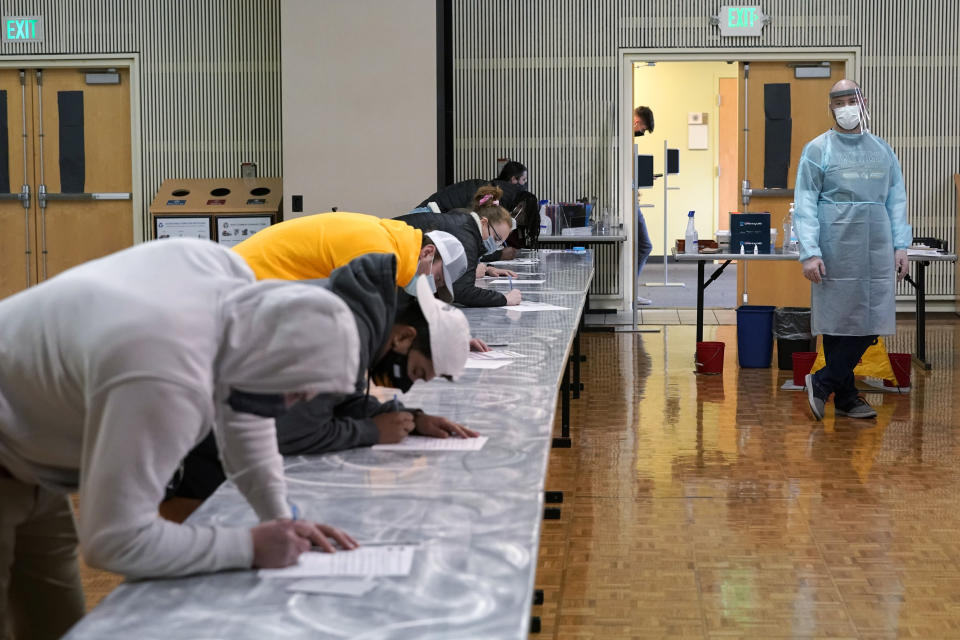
[0,56,141,299]
[618,48,858,313]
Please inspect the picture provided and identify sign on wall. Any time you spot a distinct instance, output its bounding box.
[2,16,44,43]
[712,6,768,37]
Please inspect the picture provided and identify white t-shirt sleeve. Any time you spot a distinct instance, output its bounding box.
[77,379,254,578]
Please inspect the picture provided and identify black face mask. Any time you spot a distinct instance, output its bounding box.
[226,389,288,418]
[370,350,414,393]
[633,130,645,137]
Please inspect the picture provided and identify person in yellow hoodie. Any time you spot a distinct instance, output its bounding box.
[233,211,466,303]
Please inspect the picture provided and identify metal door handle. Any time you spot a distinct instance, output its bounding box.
[41,192,131,202]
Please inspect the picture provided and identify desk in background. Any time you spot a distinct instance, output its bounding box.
[674,250,957,370]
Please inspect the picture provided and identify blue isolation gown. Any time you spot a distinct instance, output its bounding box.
[793,130,912,336]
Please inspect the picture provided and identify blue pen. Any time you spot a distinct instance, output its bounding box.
[393,393,400,412]
[508,274,513,291]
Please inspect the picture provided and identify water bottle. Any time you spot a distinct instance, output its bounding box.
[684,211,698,254]
[538,199,552,236]
[783,203,798,254]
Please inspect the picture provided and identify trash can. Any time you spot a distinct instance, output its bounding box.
[774,307,814,369]
[150,177,282,245]
[736,305,775,368]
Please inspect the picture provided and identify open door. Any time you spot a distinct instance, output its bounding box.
[735,60,844,306]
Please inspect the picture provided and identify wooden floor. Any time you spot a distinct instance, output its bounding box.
[77,316,960,639]
[535,316,960,639]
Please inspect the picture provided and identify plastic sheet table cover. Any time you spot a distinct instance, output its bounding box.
[65,252,594,640]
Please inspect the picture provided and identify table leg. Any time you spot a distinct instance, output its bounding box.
[915,260,931,370]
[552,360,572,448]
[572,329,581,399]
[696,260,705,343]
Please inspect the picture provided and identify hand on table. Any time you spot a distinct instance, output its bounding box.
[486,267,519,278]
[251,519,358,567]
[413,413,479,439]
[373,411,415,444]
[504,289,522,306]
[469,338,490,352]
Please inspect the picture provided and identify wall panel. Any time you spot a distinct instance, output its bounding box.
[0,0,281,238]
[454,0,960,297]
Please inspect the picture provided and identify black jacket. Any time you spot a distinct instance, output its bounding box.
[396,209,507,307]
[169,254,406,501]
[416,178,525,213]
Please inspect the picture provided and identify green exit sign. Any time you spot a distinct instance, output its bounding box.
[715,6,768,37]
[2,16,44,43]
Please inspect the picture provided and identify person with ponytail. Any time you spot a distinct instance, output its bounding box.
[398,185,522,307]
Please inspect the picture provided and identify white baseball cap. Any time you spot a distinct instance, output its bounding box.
[424,230,467,304]
[415,275,469,381]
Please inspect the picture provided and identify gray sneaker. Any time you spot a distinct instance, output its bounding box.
[805,373,825,421]
[836,397,877,419]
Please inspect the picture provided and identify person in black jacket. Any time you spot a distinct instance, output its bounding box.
[416,175,542,262]
[399,185,522,307]
[168,254,477,503]
[496,160,528,187]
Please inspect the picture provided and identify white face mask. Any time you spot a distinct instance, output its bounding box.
[834,104,861,131]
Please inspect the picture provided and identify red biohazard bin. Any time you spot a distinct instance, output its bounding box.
[696,342,725,375]
[792,352,818,387]
[884,353,912,388]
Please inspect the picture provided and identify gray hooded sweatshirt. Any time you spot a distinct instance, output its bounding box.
[0,239,359,578]
[173,253,405,500]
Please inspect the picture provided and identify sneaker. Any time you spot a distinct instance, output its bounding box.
[836,397,877,419]
[635,296,652,306]
[805,373,826,421]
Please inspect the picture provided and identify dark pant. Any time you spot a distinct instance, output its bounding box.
[1,475,86,640]
[812,334,878,408]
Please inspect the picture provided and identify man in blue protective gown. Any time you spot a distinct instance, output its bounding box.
[794,79,912,420]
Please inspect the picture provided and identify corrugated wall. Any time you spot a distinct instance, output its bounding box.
[453,0,960,298]
[0,0,281,239]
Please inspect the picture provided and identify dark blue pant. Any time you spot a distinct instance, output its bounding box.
[812,334,878,408]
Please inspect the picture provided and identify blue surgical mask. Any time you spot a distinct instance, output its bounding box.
[482,235,499,254]
[403,274,436,297]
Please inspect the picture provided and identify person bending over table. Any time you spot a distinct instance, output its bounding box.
[0,239,361,639]
[170,255,474,503]
[233,211,465,303]
[400,185,523,307]
[232,210,493,350]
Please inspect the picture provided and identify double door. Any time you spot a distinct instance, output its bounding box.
[0,66,133,299]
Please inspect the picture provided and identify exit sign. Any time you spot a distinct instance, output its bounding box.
[2,16,44,43]
[715,6,768,37]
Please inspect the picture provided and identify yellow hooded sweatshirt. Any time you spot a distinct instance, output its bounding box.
[233,212,422,285]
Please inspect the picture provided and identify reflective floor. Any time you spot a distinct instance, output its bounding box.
[536,317,960,639]
[77,316,960,638]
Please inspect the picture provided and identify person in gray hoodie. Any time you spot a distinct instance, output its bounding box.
[0,239,362,639]
[171,253,476,503]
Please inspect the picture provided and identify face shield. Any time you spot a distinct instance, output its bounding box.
[829,87,870,135]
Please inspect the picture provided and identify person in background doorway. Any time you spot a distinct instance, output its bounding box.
[633,105,656,305]
[794,79,911,421]
[170,256,474,504]
[496,160,528,188]
[633,106,654,136]
[0,239,361,639]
